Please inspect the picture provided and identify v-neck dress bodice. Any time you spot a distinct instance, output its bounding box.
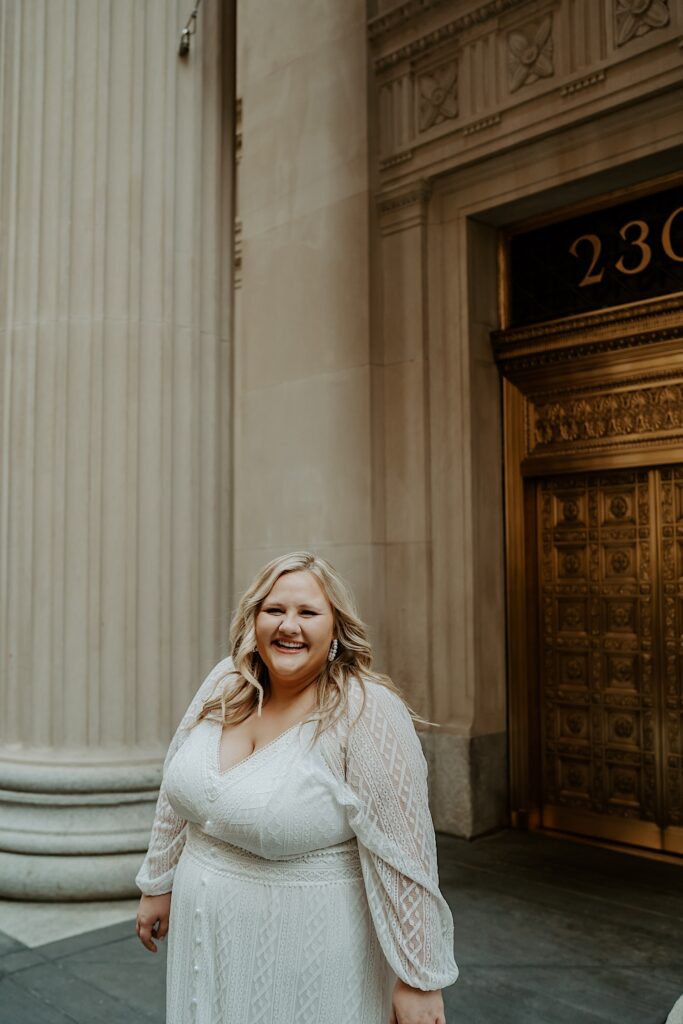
[136,658,458,1024]
[164,717,355,861]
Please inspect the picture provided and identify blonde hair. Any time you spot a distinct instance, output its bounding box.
[195,550,435,742]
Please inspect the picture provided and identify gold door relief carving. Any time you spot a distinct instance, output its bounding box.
[537,469,683,852]
[658,469,683,829]
[532,380,683,454]
[538,472,658,845]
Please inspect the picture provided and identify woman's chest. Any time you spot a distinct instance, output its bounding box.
[217,711,306,774]
[165,719,353,858]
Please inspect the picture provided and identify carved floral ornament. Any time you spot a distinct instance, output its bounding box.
[508,16,554,93]
[418,61,458,131]
[615,0,670,47]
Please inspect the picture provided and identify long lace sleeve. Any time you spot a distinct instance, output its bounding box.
[343,681,459,991]
[135,656,234,896]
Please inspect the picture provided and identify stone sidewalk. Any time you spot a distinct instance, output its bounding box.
[0,830,681,1023]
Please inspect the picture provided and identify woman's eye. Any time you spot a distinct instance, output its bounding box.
[301,611,316,617]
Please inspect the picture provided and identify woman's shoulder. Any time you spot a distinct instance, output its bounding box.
[346,674,412,725]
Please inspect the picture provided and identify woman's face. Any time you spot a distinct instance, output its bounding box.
[255,570,335,688]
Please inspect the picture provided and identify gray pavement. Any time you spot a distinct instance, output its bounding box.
[0,829,681,1023]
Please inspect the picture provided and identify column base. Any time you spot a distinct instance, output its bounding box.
[0,850,147,900]
[0,755,162,900]
[419,730,509,837]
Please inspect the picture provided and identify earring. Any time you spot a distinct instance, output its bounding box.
[328,639,338,662]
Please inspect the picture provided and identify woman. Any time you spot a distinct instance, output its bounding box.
[135,551,458,1024]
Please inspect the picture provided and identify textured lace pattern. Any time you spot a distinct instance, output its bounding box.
[184,823,363,885]
[340,684,457,990]
[135,658,234,895]
[136,657,459,1007]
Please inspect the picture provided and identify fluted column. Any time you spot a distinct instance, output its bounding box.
[0,0,234,898]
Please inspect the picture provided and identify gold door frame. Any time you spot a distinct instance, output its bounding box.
[493,175,683,855]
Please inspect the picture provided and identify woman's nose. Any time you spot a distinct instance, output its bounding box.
[280,611,300,633]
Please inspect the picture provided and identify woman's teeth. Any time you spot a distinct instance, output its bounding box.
[274,641,305,650]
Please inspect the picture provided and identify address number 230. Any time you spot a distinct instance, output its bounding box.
[569,205,683,287]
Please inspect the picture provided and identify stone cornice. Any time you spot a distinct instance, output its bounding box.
[377,181,432,214]
[369,0,455,41]
[371,0,530,68]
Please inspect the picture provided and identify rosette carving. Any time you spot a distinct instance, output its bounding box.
[508,16,554,93]
[615,0,669,47]
[418,61,458,131]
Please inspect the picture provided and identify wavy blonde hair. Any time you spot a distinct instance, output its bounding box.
[194,551,435,742]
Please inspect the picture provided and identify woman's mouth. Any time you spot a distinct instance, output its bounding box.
[272,640,306,652]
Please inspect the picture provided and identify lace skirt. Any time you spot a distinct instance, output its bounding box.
[166,824,395,1024]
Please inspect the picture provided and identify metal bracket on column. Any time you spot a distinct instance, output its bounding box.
[178,0,204,57]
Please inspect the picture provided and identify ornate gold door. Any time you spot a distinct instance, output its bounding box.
[537,468,683,854]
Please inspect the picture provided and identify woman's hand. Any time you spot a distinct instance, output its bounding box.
[389,978,446,1024]
[136,892,172,953]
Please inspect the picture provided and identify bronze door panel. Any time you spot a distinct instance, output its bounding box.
[657,469,683,852]
[537,468,683,852]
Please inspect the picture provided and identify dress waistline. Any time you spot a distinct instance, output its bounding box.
[184,823,362,885]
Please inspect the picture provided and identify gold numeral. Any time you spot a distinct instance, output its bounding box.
[662,206,683,263]
[569,234,605,286]
[615,219,652,275]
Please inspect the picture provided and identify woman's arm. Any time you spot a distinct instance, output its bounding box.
[135,656,235,895]
[343,681,459,1003]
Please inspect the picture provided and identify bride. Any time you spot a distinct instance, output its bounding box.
[135,550,458,1023]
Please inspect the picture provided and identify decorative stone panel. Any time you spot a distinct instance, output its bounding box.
[370,0,682,194]
[507,16,554,92]
[418,59,458,130]
[615,0,670,47]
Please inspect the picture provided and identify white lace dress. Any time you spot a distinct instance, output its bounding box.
[135,658,459,1024]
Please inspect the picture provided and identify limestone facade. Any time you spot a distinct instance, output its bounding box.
[367,0,683,836]
[1,0,682,896]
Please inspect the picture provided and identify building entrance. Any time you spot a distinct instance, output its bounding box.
[492,173,683,858]
[533,467,683,854]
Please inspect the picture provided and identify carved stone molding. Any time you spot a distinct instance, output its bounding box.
[370,0,532,49]
[369,0,461,40]
[379,148,414,170]
[508,16,554,93]
[377,181,432,215]
[372,0,529,70]
[374,21,461,72]
[615,0,670,47]
[462,113,501,136]
[561,70,607,96]
[418,60,458,131]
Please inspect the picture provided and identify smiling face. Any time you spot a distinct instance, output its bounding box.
[254,570,335,691]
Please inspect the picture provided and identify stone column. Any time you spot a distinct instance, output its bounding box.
[0,0,234,898]
[233,0,377,622]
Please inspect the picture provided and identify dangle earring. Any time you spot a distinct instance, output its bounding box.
[328,639,338,662]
